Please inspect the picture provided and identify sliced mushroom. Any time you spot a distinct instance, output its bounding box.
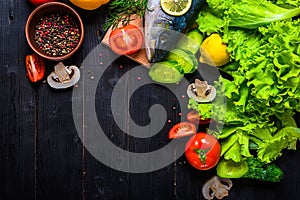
[202,176,233,200]
[187,79,216,102]
[47,62,80,89]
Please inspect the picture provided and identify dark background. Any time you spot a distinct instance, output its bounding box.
[1,0,300,199]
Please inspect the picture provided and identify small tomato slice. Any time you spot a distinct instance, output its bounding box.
[109,24,143,55]
[186,110,211,125]
[185,132,220,170]
[168,122,196,139]
[25,54,45,82]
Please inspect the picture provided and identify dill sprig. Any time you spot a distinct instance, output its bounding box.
[103,0,148,30]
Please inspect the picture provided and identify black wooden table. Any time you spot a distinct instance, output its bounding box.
[1,1,300,199]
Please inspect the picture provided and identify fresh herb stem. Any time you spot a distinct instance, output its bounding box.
[103,0,148,30]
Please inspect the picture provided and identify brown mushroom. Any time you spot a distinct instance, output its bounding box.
[202,176,233,200]
[187,79,216,102]
[47,62,80,89]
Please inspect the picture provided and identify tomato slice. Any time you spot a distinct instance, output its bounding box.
[186,110,212,125]
[109,24,144,55]
[168,122,196,139]
[25,54,45,82]
[185,132,221,170]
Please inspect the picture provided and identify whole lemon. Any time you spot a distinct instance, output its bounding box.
[199,33,230,67]
[70,0,110,10]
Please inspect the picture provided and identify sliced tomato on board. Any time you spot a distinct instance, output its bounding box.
[168,122,197,139]
[186,110,212,125]
[109,24,144,55]
[185,132,221,170]
[25,54,45,82]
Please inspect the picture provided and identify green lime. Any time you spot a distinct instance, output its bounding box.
[217,159,249,179]
[149,60,184,83]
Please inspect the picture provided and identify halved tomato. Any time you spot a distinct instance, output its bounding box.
[25,54,45,82]
[186,110,211,125]
[168,122,196,139]
[109,24,144,55]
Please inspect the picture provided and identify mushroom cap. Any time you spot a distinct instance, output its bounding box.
[47,65,80,89]
[202,176,233,200]
[187,83,216,103]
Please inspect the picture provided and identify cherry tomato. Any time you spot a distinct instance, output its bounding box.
[187,110,212,125]
[168,122,196,139]
[25,54,45,82]
[185,132,221,170]
[109,24,144,55]
[29,0,56,6]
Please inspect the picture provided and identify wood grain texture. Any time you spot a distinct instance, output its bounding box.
[0,0,300,200]
[0,0,36,199]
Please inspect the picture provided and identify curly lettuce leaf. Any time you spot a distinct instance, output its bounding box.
[195,0,300,166]
[206,0,300,29]
[224,142,243,162]
[220,134,239,157]
[220,130,252,162]
[257,127,300,163]
[196,6,227,35]
[274,0,300,7]
[195,18,300,165]
[219,118,300,164]
[221,19,300,116]
[187,98,213,119]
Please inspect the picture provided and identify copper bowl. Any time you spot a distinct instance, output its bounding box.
[25,2,84,61]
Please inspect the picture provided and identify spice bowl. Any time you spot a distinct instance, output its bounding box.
[25,2,84,61]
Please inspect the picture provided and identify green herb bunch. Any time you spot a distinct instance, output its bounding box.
[104,0,148,30]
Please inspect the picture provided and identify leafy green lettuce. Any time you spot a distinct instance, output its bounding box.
[187,99,213,119]
[193,1,300,164]
[204,0,300,29]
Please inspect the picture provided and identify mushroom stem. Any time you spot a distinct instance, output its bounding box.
[47,62,80,89]
[54,62,71,82]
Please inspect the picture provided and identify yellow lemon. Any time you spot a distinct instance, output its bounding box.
[70,0,110,10]
[161,0,192,16]
[199,33,230,67]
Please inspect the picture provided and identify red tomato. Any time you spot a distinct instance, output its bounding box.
[25,54,45,82]
[168,122,196,139]
[29,0,56,6]
[109,24,144,55]
[185,132,220,170]
[187,110,212,125]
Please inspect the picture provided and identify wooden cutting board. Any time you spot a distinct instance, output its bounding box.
[101,16,150,68]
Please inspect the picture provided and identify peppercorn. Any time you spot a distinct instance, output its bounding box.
[34,13,80,57]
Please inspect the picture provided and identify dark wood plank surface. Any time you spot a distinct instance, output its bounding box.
[1,1,300,200]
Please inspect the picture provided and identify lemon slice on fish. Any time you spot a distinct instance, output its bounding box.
[160,0,192,16]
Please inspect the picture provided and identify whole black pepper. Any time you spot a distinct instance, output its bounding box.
[34,13,80,56]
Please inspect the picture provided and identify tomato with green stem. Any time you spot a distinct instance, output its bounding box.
[185,132,221,170]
